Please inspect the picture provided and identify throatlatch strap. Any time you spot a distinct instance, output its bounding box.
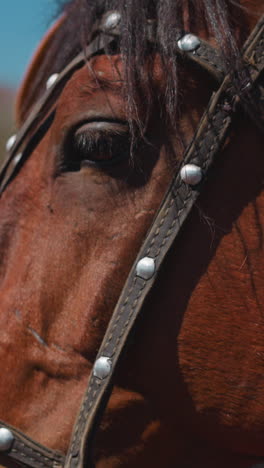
[65,15,264,468]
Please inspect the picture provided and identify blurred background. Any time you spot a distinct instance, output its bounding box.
[0,0,59,162]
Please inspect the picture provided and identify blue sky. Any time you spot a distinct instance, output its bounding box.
[0,1,59,88]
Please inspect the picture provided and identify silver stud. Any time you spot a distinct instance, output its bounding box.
[0,428,14,452]
[13,153,22,165]
[102,11,121,31]
[180,164,203,185]
[177,34,201,52]
[136,257,155,280]
[46,73,59,90]
[93,356,112,380]
[6,135,16,152]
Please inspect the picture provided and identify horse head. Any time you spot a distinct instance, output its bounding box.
[0,1,264,467]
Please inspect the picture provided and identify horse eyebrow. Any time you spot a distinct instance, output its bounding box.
[78,77,124,96]
[79,52,125,92]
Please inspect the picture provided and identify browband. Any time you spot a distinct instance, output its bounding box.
[0,12,263,468]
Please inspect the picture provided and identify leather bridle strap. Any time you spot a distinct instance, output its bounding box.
[0,421,64,468]
[65,15,264,468]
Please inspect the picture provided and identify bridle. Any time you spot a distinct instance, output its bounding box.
[0,11,263,468]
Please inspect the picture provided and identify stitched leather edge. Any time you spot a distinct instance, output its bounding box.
[0,421,64,468]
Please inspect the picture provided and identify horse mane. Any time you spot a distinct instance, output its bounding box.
[20,0,250,129]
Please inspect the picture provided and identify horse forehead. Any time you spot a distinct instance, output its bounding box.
[76,54,124,86]
[52,53,162,127]
[55,55,125,111]
[62,53,165,95]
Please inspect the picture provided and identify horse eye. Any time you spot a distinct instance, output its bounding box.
[62,122,131,172]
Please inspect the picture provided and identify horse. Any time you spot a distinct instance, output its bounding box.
[0,0,263,467]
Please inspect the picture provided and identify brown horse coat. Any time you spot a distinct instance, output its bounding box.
[0,1,264,467]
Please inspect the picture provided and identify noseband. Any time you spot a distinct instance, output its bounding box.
[0,11,263,468]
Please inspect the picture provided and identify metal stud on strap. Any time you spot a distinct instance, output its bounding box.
[177,33,201,52]
[180,164,203,185]
[136,257,155,280]
[93,357,112,379]
[102,11,121,31]
[6,135,16,152]
[0,428,14,452]
[13,153,23,165]
[46,73,59,90]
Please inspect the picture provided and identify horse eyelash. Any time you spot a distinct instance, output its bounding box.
[72,130,131,158]
[57,128,133,174]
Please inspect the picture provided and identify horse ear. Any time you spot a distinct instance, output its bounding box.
[15,16,65,127]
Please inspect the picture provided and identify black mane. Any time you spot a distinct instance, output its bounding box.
[21,0,249,127]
